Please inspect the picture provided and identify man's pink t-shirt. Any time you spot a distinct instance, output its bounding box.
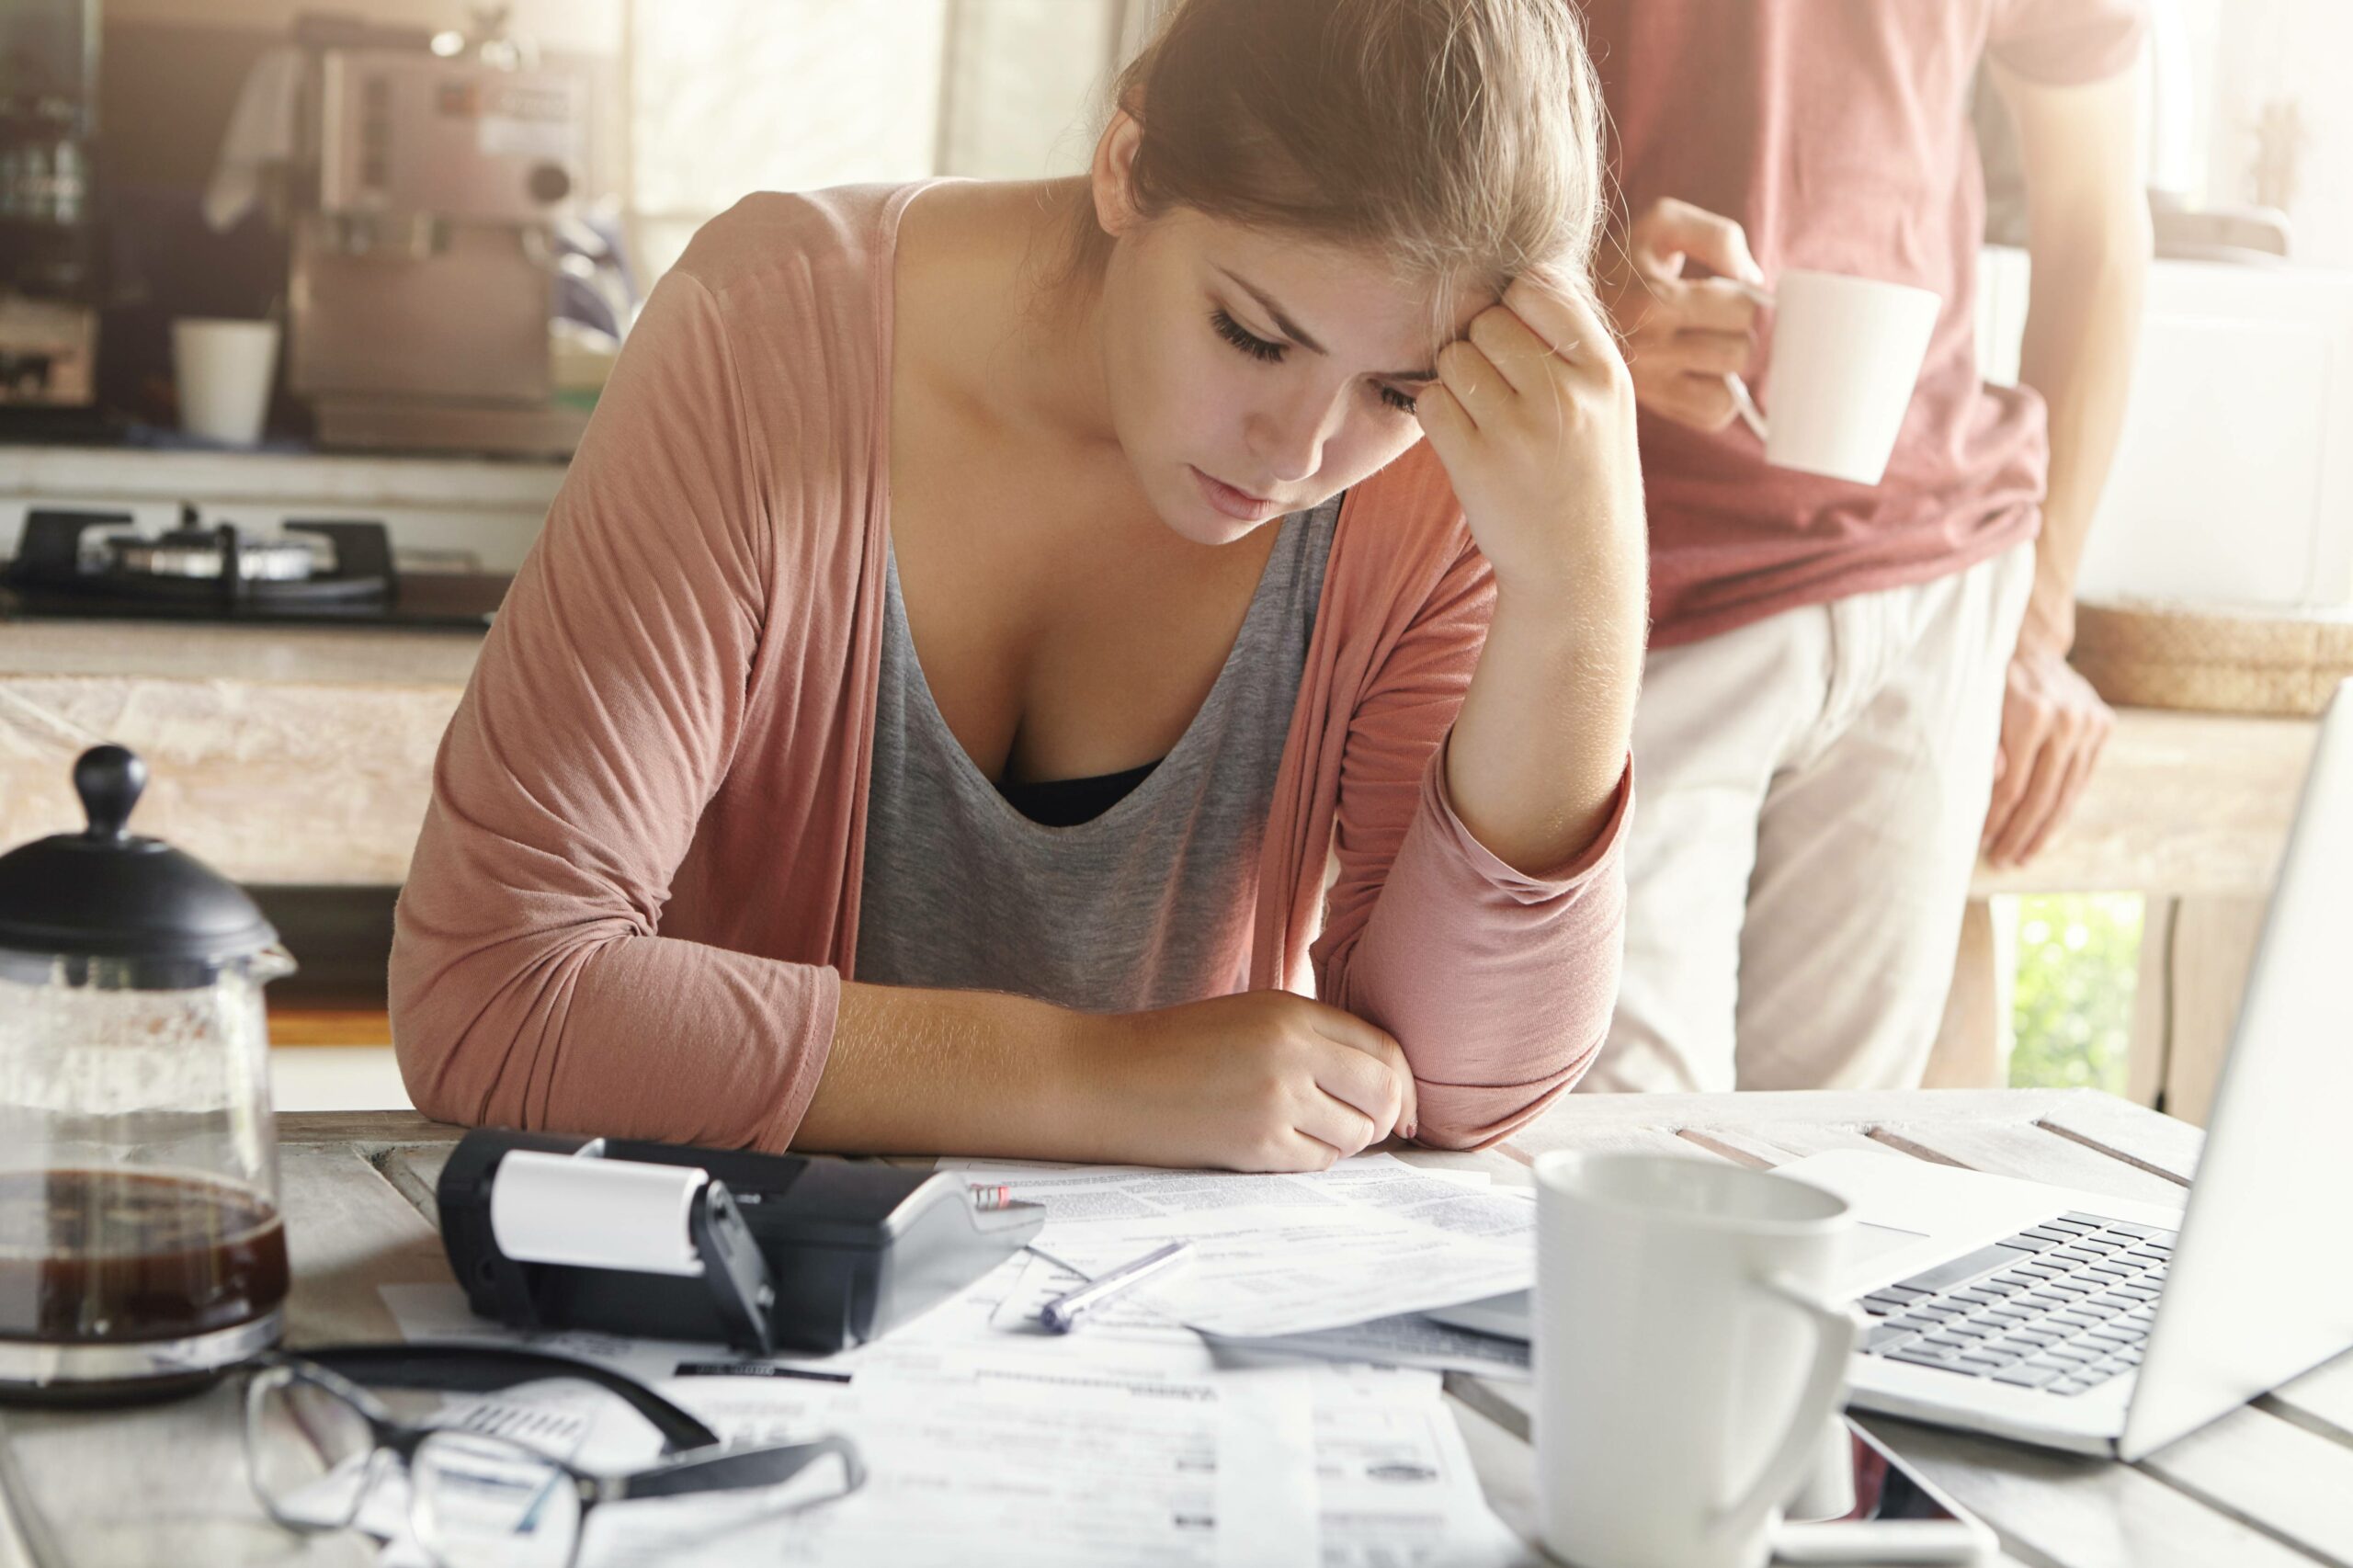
[1578,0,2145,648]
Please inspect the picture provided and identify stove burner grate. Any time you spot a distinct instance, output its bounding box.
[4,509,395,608]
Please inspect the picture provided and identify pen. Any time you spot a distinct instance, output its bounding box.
[1039,1241,1194,1334]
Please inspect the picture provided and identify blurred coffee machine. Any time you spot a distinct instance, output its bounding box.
[0,0,102,431]
[285,8,591,456]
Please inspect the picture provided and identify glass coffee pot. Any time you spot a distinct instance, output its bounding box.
[0,744,295,1403]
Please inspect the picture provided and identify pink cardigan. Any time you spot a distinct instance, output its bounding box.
[389,183,1631,1153]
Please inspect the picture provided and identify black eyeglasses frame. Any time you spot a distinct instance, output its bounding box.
[242,1341,865,1567]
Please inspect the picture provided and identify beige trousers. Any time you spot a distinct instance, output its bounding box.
[1589,540,2037,1094]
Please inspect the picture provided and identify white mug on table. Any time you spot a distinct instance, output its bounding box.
[1533,1151,1860,1568]
[1723,269,1941,486]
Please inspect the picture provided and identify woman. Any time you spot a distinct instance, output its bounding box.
[390,0,1644,1171]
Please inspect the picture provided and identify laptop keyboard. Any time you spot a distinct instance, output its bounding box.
[1857,1210,2177,1397]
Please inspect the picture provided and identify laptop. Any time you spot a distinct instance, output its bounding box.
[1431,677,2353,1460]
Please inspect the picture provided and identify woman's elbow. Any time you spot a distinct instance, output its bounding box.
[390,1004,485,1130]
[1404,1032,1601,1150]
[1406,1117,1507,1153]
[387,944,510,1131]
[1406,1078,1574,1152]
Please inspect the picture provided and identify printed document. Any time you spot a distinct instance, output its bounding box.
[987,1251,1530,1380]
[943,1153,1537,1336]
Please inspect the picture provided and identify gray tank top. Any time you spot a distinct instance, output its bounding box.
[855,497,1340,1011]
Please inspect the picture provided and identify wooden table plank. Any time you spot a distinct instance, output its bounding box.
[1445,1392,1545,1563]
[1856,1415,2325,1568]
[1525,1087,2085,1132]
[278,1143,455,1347]
[1508,1091,2204,1186]
[1497,1087,2041,1163]
[2267,1355,2353,1447]
[1488,1119,1722,1162]
[1864,1120,2192,1208]
[374,1142,457,1223]
[2030,1096,2206,1186]
[2135,1404,2353,1565]
[0,1383,368,1567]
[0,1414,64,1568]
[1674,1121,1906,1163]
[276,1109,461,1147]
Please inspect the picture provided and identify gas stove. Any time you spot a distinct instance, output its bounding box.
[0,506,507,628]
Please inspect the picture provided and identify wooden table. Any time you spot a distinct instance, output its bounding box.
[5,1091,2349,1568]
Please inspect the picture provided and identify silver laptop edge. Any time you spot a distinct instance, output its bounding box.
[2111,678,2353,1459]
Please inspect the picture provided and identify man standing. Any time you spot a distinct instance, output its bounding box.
[1579,2,2153,1092]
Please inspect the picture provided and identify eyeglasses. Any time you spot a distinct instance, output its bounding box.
[243,1342,864,1568]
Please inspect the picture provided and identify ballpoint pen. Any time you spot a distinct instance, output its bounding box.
[1038,1241,1195,1334]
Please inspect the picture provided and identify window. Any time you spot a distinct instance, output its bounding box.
[621,0,1158,280]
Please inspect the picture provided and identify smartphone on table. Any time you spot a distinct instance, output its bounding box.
[1772,1418,1996,1564]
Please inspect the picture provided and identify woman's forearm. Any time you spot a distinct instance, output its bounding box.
[792,981,1110,1159]
[1444,570,1643,876]
[797,981,1430,1171]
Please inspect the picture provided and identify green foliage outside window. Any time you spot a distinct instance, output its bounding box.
[2007,894,2141,1095]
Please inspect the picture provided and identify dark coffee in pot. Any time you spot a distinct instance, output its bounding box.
[0,1167,289,1343]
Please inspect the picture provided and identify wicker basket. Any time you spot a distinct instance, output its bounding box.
[2071,597,2353,717]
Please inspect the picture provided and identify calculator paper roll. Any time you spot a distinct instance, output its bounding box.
[489,1151,710,1277]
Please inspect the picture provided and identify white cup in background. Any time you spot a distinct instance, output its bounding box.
[1725,269,1940,486]
[172,318,281,446]
[1533,1152,1860,1568]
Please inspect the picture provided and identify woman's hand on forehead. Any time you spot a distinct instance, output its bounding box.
[1412,267,1645,601]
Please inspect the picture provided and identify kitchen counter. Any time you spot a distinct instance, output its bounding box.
[0,614,2321,896]
[0,440,566,512]
[0,618,481,687]
[0,619,479,886]
[0,441,567,574]
[0,443,558,885]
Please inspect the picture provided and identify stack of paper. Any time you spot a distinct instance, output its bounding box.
[370,1152,1543,1565]
[942,1153,1537,1338]
[984,1250,1530,1380]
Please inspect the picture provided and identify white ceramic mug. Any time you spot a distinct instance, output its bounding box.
[1724,269,1940,485]
[1534,1152,1859,1568]
[173,317,280,446]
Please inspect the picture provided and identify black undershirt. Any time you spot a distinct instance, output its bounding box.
[995,758,1164,827]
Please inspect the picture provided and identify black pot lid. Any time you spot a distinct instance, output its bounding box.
[0,745,278,963]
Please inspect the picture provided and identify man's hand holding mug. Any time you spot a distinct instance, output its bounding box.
[1600,197,1770,433]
